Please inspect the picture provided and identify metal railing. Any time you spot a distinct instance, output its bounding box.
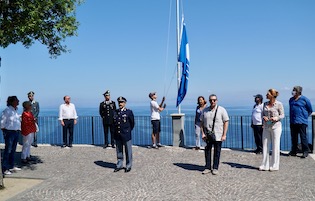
[0,115,313,151]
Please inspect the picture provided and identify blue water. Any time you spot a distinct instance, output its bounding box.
[39,105,254,117]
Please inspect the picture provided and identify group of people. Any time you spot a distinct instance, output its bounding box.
[1,85,313,176]
[193,85,312,175]
[1,92,40,175]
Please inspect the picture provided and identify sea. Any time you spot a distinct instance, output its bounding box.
[34,105,265,117]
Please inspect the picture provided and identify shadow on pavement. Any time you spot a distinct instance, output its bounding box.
[94,160,116,169]
[173,163,204,172]
[222,162,257,170]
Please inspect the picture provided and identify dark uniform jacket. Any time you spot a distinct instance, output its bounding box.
[113,108,135,142]
[99,100,116,124]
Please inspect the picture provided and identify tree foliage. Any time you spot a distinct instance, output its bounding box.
[0,0,83,58]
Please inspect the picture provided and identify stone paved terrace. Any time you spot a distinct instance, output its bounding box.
[1,144,315,201]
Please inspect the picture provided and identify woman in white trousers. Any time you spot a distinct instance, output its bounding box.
[259,89,285,171]
[21,101,37,164]
[194,96,207,150]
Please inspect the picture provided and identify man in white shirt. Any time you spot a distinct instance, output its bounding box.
[251,94,264,154]
[58,95,78,148]
[149,92,166,149]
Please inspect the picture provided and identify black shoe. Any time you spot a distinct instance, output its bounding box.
[288,151,297,156]
[61,144,67,148]
[125,168,131,173]
[111,144,116,148]
[103,144,109,149]
[301,152,308,158]
[32,143,38,147]
[26,157,35,162]
[21,159,29,164]
[114,167,123,172]
[254,149,262,154]
[68,144,73,148]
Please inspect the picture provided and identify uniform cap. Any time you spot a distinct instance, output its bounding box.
[117,96,127,102]
[103,90,110,96]
[28,91,35,96]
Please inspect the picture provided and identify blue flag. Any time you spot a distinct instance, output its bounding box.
[176,23,190,107]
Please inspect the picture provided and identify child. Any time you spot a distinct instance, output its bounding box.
[21,101,37,164]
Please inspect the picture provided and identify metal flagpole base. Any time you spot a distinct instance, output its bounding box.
[171,113,185,147]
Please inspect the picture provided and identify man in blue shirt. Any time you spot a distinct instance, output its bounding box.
[289,86,313,158]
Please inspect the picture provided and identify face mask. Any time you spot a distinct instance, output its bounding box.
[292,91,297,96]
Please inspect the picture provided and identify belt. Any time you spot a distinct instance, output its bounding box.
[63,119,75,121]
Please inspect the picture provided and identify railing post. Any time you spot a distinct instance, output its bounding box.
[312,113,315,153]
[91,116,95,145]
[241,116,244,150]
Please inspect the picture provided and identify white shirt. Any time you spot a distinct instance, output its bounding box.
[58,103,78,120]
[150,100,160,120]
[252,103,263,125]
[1,106,21,130]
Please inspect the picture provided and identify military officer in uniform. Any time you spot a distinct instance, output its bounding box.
[113,96,135,173]
[28,91,40,147]
[99,90,117,148]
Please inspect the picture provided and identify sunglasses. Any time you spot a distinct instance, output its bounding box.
[209,99,217,102]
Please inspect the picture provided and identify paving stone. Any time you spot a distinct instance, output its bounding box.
[1,145,315,201]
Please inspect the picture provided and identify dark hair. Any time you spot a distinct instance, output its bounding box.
[6,96,18,107]
[197,96,207,105]
[22,101,32,110]
[209,94,217,100]
[64,95,70,100]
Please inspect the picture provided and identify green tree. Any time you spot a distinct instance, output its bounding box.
[0,0,83,58]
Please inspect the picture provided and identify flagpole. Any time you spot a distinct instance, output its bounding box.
[171,0,185,147]
[176,0,181,114]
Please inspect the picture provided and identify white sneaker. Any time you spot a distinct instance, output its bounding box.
[4,170,12,175]
[157,143,164,147]
[202,169,211,174]
[10,167,22,171]
[212,169,219,175]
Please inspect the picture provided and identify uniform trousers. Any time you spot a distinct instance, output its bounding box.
[115,139,132,169]
[22,133,34,159]
[260,126,282,170]
[102,122,115,145]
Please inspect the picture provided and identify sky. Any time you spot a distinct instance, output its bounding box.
[0,0,315,110]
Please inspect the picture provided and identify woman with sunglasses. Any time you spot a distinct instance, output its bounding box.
[259,89,285,171]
